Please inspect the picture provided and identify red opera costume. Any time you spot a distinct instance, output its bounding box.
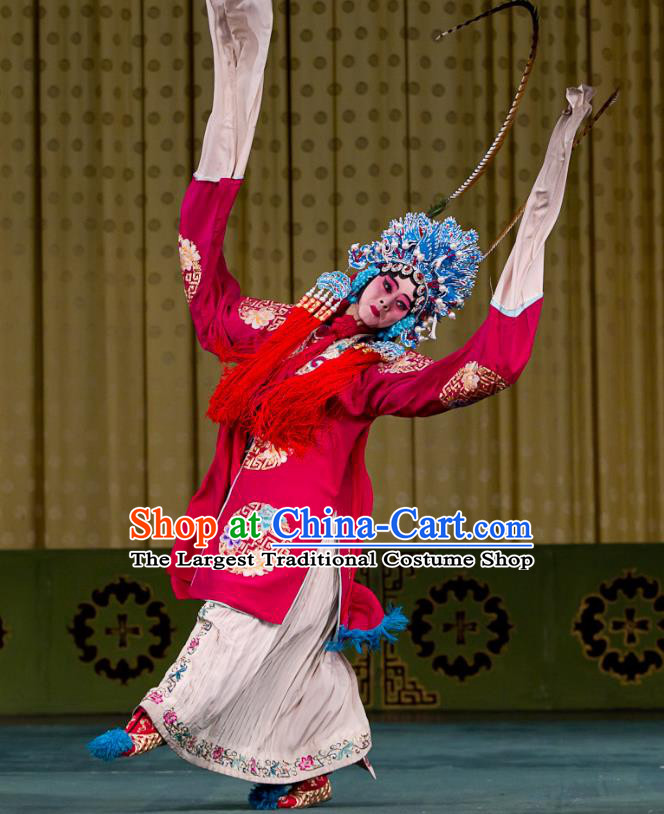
[87,0,596,808]
[166,174,545,630]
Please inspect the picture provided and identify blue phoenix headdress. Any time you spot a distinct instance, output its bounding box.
[346,212,483,350]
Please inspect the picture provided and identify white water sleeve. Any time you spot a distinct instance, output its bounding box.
[195,0,273,182]
[491,84,593,317]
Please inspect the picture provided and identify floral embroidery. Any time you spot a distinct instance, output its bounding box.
[141,613,215,710]
[243,306,276,329]
[218,527,234,550]
[460,361,481,391]
[239,297,292,331]
[161,711,371,780]
[295,337,358,375]
[218,502,291,577]
[377,351,434,374]
[158,618,214,694]
[178,234,202,303]
[145,609,372,780]
[164,660,188,690]
[256,504,277,530]
[367,339,406,363]
[199,601,224,619]
[243,437,291,471]
[439,361,509,409]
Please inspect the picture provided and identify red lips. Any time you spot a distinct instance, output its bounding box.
[370,304,380,317]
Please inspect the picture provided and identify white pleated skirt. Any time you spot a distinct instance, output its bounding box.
[139,563,372,784]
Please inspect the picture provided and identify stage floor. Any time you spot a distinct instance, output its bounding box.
[1,717,662,813]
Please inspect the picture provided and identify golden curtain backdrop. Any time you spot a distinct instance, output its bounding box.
[0,0,661,549]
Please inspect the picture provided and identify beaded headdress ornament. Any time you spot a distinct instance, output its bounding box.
[346,214,482,350]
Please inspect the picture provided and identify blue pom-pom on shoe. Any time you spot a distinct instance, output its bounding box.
[87,728,133,761]
[248,782,293,810]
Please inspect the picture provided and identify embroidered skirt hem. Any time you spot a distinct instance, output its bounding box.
[139,563,372,784]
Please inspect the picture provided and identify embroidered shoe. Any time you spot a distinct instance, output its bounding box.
[123,706,165,757]
[276,774,332,809]
[87,706,166,761]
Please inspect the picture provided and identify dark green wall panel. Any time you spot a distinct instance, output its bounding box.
[1,547,662,714]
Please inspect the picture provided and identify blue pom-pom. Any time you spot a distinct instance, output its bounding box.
[325,605,409,654]
[248,783,293,810]
[87,728,133,761]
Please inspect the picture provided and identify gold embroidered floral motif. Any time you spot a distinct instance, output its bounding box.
[178,234,202,303]
[243,438,291,471]
[218,502,290,577]
[439,361,509,408]
[238,297,292,331]
[377,352,434,375]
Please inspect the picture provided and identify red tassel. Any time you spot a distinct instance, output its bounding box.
[206,275,382,455]
[206,307,322,429]
[251,346,381,457]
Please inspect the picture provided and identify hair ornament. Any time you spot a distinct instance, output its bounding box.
[346,213,482,349]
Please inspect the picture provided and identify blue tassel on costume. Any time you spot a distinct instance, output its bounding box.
[87,728,133,761]
[324,604,409,654]
[248,783,293,810]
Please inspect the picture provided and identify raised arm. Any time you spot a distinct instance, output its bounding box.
[350,85,593,419]
[195,0,273,183]
[178,0,292,354]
